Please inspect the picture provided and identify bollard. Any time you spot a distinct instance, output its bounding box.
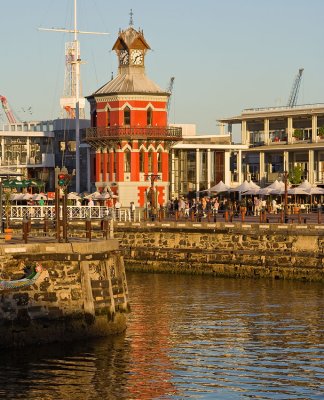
[241,211,245,222]
[86,218,92,241]
[224,211,229,222]
[318,210,321,224]
[280,210,284,223]
[102,216,109,239]
[22,218,29,243]
[175,211,179,221]
[207,211,211,222]
[213,212,217,223]
[43,217,49,236]
[190,211,194,222]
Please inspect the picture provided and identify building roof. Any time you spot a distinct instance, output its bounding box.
[92,70,167,96]
[218,103,324,124]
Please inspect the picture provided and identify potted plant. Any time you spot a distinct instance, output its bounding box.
[318,126,324,138]
[293,129,303,140]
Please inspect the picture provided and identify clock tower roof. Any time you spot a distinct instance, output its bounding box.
[91,70,167,96]
[112,26,150,52]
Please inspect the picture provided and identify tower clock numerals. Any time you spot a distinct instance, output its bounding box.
[119,50,129,65]
[131,49,143,65]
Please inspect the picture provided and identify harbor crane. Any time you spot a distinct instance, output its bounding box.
[287,68,304,107]
[0,95,17,124]
[166,77,175,122]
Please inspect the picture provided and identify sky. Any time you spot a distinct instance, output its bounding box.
[1,0,324,142]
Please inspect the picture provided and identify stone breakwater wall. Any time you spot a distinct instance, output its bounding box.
[114,221,324,282]
[0,240,129,349]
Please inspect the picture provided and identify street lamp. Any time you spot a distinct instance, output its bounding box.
[283,170,288,223]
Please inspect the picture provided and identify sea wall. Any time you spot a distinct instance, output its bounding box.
[113,221,324,282]
[0,240,129,349]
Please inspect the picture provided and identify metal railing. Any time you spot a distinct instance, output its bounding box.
[5,206,142,222]
[86,126,182,141]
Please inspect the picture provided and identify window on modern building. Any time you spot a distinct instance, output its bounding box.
[60,141,66,151]
[157,150,162,172]
[124,149,131,172]
[140,150,145,172]
[148,150,154,172]
[106,109,111,127]
[147,107,153,126]
[68,141,76,152]
[124,106,131,126]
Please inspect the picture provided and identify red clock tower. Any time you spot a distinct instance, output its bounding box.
[85,17,182,207]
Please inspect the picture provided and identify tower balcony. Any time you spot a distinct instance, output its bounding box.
[85,125,182,144]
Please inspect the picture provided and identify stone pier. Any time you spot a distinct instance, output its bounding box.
[114,221,324,282]
[0,240,129,349]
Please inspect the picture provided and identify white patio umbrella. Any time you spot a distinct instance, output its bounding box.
[32,193,47,201]
[67,192,81,200]
[287,187,309,195]
[231,180,260,193]
[22,193,33,200]
[207,181,230,193]
[297,180,312,190]
[304,187,324,195]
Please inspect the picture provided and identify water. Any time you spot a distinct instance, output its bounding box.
[0,272,323,400]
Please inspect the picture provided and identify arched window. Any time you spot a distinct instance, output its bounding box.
[147,107,153,126]
[157,150,163,172]
[106,109,110,127]
[148,150,154,172]
[124,149,131,172]
[140,150,145,173]
[124,106,131,126]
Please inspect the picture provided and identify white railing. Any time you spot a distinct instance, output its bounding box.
[6,206,141,222]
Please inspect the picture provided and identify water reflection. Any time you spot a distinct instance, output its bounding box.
[0,273,323,399]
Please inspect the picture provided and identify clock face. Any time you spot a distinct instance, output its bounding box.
[131,49,143,65]
[119,50,129,65]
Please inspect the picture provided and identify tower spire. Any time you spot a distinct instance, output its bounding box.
[129,9,134,27]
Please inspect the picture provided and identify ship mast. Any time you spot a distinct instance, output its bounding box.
[39,0,109,193]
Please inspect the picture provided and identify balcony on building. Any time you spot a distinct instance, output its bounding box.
[85,125,182,143]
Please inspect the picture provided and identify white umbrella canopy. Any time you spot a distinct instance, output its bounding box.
[267,179,286,190]
[297,180,312,190]
[243,188,260,195]
[67,192,81,200]
[10,193,24,201]
[231,180,260,193]
[304,187,324,195]
[32,193,47,201]
[22,193,33,200]
[207,181,230,193]
[287,187,310,195]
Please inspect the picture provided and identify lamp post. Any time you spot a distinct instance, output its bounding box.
[284,170,288,223]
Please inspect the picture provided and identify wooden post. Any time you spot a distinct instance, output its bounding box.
[86,218,92,241]
[62,191,68,242]
[22,218,29,243]
[43,216,49,236]
[55,187,61,242]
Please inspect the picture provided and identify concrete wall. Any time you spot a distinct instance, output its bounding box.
[0,240,129,348]
[113,222,324,282]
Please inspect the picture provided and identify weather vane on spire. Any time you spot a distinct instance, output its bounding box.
[129,9,134,27]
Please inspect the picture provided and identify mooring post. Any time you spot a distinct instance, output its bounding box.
[43,216,49,236]
[22,218,29,243]
[86,218,92,241]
